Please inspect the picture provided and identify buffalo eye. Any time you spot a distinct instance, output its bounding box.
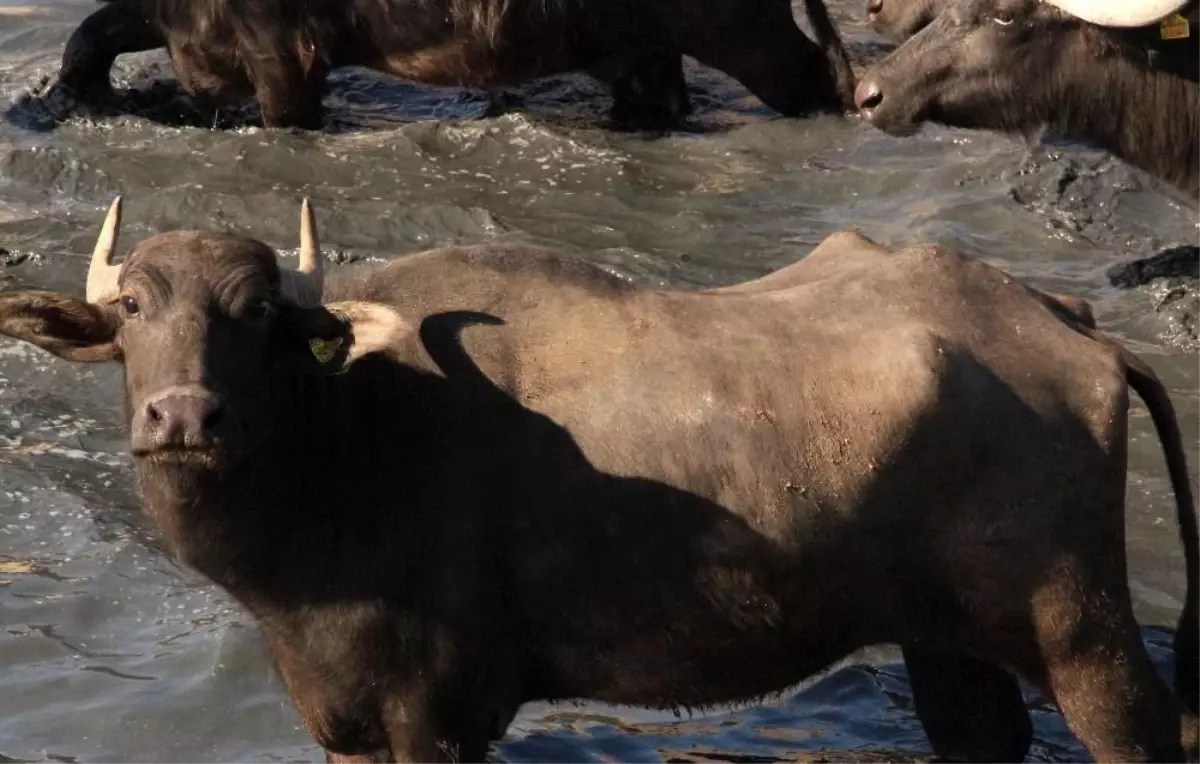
[119,295,140,316]
[241,298,271,321]
[988,12,1014,25]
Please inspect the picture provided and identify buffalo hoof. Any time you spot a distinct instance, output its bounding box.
[608,95,692,131]
[483,89,523,119]
[59,76,118,107]
[27,77,117,125]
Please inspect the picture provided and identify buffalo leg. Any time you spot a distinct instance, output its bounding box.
[378,696,491,763]
[325,751,393,763]
[607,52,692,127]
[247,59,327,130]
[902,646,1031,762]
[681,6,839,117]
[1018,575,1196,761]
[57,2,164,104]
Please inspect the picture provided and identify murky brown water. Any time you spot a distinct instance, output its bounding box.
[0,1,1196,761]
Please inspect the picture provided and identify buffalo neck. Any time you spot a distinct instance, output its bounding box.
[1055,33,1199,198]
[133,356,442,609]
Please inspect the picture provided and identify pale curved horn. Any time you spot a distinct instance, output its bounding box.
[278,198,324,305]
[86,196,123,304]
[1043,0,1190,27]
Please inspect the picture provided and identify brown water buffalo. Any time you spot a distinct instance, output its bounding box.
[0,199,1197,762]
[854,0,1200,198]
[49,0,855,128]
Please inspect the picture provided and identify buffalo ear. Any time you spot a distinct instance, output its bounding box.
[277,300,410,373]
[0,290,120,362]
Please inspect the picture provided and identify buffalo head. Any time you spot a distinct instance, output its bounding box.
[0,200,406,470]
[854,0,1196,137]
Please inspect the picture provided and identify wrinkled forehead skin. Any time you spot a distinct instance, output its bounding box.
[118,230,284,298]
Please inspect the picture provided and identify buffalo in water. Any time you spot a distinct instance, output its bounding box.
[0,198,1196,762]
[47,0,856,128]
[855,0,1199,198]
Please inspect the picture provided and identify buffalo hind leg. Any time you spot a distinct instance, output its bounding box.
[608,52,692,127]
[682,7,839,117]
[902,646,1031,762]
[56,2,164,105]
[1022,577,1196,762]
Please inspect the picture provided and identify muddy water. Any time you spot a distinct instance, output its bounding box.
[0,0,1196,761]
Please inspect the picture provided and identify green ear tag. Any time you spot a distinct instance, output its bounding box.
[1161,12,1190,40]
[309,336,343,364]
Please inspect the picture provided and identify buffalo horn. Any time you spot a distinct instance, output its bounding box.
[86,196,124,304]
[1043,0,1190,27]
[279,198,324,305]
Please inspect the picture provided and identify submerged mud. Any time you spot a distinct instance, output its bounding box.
[0,0,1196,761]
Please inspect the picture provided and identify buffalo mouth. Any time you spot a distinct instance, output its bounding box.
[867,113,926,137]
[858,102,928,137]
[854,75,933,136]
[132,443,222,467]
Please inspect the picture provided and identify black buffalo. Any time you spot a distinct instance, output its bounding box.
[50,0,856,128]
[0,199,1196,762]
[855,0,1199,197]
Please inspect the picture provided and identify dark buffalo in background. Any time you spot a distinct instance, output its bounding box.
[854,0,1199,198]
[49,0,856,128]
[0,199,1196,762]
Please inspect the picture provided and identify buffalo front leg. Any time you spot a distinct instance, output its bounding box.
[244,48,327,129]
[387,728,489,764]
[607,52,692,127]
[252,73,326,129]
[56,2,164,105]
[380,689,514,763]
[902,646,1032,762]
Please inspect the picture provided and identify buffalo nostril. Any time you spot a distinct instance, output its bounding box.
[136,387,223,451]
[202,403,223,431]
[866,0,883,15]
[854,80,884,112]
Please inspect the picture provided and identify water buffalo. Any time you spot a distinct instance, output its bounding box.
[1,199,1197,762]
[49,0,855,128]
[854,0,1200,198]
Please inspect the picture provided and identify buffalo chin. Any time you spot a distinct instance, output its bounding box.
[861,109,926,137]
[135,447,222,470]
[875,118,925,138]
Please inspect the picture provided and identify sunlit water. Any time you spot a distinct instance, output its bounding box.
[0,1,1196,761]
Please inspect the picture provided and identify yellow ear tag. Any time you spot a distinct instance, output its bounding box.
[309,336,343,364]
[1161,13,1190,40]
